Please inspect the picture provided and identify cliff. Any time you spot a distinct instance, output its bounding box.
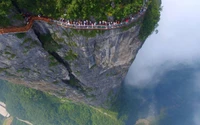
[0,19,143,107]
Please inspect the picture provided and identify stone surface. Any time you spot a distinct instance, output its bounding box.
[0,20,143,107]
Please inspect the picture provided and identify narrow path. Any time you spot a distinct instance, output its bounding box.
[16,117,33,125]
[0,16,50,34]
[0,8,146,35]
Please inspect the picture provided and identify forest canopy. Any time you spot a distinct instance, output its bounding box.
[0,0,12,27]
[0,80,125,125]
[139,0,161,40]
[0,0,161,41]
[1,0,144,21]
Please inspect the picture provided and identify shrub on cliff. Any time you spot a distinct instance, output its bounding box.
[139,0,161,41]
[15,0,144,21]
[0,1,12,27]
[39,34,61,52]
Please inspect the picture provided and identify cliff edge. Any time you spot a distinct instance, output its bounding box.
[0,21,142,107]
[0,0,161,108]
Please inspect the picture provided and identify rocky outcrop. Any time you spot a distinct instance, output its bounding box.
[0,19,143,107]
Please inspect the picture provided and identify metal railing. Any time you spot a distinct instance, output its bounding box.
[53,10,146,30]
[0,7,147,34]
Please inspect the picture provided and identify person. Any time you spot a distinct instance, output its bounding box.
[92,23,94,28]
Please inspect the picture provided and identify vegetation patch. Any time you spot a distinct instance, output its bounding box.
[29,40,40,48]
[4,51,16,59]
[48,55,59,67]
[11,13,24,21]
[21,38,40,51]
[17,68,30,73]
[62,30,74,38]
[68,77,80,87]
[104,90,119,108]
[21,38,31,46]
[71,29,104,38]
[64,49,78,61]
[67,41,78,47]
[0,1,12,27]
[39,34,61,52]
[16,33,26,39]
[52,33,65,43]
[0,80,125,125]
[15,0,143,21]
[139,0,161,41]
[0,67,8,73]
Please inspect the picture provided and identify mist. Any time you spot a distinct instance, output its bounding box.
[123,0,200,124]
[125,0,200,87]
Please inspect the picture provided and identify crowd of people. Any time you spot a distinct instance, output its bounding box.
[22,5,147,30]
[55,6,147,29]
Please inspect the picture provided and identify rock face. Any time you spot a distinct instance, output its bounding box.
[0,20,143,107]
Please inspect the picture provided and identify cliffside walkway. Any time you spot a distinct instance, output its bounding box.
[0,16,50,34]
[0,8,146,35]
[54,9,146,30]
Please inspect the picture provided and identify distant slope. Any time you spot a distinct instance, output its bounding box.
[0,80,125,125]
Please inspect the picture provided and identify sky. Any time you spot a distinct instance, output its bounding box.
[125,0,200,124]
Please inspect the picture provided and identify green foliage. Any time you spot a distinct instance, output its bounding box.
[16,33,26,39]
[71,29,104,38]
[39,34,61,52]
[0,0,12,27]
[0,68,8,73]
[16,68,30,73]
[67,41,78,47]
[4,51,16,60]
[11,13,24,21]
[51,33,65,43]
[122,21,137,31]
[21,38,31,45]
[0,80,125,125]
[48,55,59,67]
[14,0,144,20]
[139,0,161,41]
[0,0,25,27]
[64,49,78,61]
[21,38,40,51]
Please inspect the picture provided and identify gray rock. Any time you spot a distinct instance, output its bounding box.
[0,20,143,107]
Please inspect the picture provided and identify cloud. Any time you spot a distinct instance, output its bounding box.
[125,0,200,124]
[126,0,200,87]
